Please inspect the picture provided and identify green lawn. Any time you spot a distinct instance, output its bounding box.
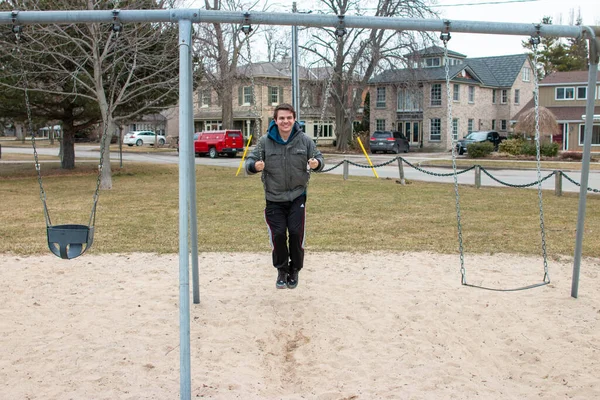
[1,161,598,257]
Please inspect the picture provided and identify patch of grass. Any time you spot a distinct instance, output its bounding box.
[1,162,599,258]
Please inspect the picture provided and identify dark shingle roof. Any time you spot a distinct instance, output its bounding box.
[370,53,529,88]
[407,45,467,58]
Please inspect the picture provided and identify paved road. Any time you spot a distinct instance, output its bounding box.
[3,144,599,194]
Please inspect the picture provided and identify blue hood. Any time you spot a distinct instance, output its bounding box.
[267,120,301,144]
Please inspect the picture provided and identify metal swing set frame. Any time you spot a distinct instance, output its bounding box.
[2,9,599,399]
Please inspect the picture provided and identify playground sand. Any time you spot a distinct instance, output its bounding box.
[1,251,599,399]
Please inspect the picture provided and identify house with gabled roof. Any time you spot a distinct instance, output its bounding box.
[518,70,600,152]
[368,46,535,151]
[194,59,338,144]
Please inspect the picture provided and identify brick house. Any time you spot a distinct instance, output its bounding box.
[526,70,600,152]
[368,46,535,151]
[194,60,338,144]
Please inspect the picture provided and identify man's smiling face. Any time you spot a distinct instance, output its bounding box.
[275,110,295,139]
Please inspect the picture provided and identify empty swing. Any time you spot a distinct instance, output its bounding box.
[443,30,551,291]
[12,19,117,260]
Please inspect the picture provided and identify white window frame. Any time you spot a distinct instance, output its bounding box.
[376,87,386,108]
[452,118,459,140]
[243,86,253,105]
[431,84,442,106]
[556,87,575,101]
[501,89,508,104]
[453,84,460,102]
[201,88,211,108]
[376,119,386,131]
[578,124,600,146]
[576,86,587,100]
[522,67,531,82]
[492,119,496,130]
[514,89,520,105]
[269,86,279,105]
[468,118,474,134]
[468,86,475,103]
[492,89,497,104]
[425,57,440,68]
[429,118,441,141]
[501,120,507,131]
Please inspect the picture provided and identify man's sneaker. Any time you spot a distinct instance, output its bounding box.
[276,269,288,289]
[287,269,299,289]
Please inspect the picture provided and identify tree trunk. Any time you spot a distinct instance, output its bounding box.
[221,83,234,129]
[99,121,115,190]
[61,122,76,169]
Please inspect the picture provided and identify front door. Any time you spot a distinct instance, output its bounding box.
[397,121,421,147]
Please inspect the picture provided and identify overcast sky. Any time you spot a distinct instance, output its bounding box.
[434,0,599,57]
[185,0,598,59]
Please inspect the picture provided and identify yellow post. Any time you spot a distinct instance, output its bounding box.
[356,137,379,179]
[236,134,253,176]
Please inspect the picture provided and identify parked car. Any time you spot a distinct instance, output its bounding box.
[194,130,244,158]
[123,130,167,147]
[455,130,506,155]
[369,130,410,154]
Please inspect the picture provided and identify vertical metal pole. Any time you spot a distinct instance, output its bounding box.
[178,19,192,400]
[189,45,200,305]
[571,35,599,299]
[291,2,300,120]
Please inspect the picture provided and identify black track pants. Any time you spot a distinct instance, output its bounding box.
[264,194,306,271]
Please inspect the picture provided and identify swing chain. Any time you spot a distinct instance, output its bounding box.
[316,19,346,150]
[530,37,550,282]
[89,13,122,226]
[13,17,52,226]
[242,14,262,161]
[442,33,466,284]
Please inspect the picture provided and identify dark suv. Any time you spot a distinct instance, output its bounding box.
[369,130,410,154]
[455,130,506,155]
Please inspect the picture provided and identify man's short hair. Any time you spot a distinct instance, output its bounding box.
[274,103,296,120]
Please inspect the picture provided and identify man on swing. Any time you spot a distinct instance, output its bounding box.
[246,103,325,289]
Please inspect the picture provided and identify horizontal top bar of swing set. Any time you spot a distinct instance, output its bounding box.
[2,9,598,39]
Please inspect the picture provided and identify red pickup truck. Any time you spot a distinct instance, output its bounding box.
[193,130,244,158]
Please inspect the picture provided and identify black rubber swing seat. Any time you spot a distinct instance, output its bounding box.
[47,224,95,260]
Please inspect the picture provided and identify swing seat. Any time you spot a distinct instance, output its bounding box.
[47,225,94,260]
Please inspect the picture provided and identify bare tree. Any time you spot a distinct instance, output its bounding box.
[0,0,179,189]
[303,0,437,151]
[264,27,290,62]
[195,0,263,129]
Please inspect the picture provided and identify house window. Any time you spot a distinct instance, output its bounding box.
[376,119,386,131]
[577,87,587,100]
[376,87,386,108]
[468,86,475,103]
[430,118,441,141]
[425,57,440,68]
[453,84,460,102]
[597,85,600,100]
[492,89,497,104]
[205,120,222,130]
[452,118,459,140]
[313,121,334,138]
[492,120,496,130]
[556,87,575,100]
[269,86,279,105]
[579,124,600,146]
[501,89,508,104]
[431,84,442,106]
[468,119,474,134]
[201,88,211,107]
[301,88,312,107]
[397,89,421,112]
[522,67,531,82]
[514,89,520,105]
[501,120,507,131]
[240,86,253,105]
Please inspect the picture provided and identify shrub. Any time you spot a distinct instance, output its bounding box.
[560,151,583,161]
[498,138,523,155]
[521,141,537,156]
[467,141,494,158]
[541,142,559,157]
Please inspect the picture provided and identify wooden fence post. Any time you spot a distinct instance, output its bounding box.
[555,170,562,196]
[475,165,481,188]
[397,157,405,185]
[343,159,349,180]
